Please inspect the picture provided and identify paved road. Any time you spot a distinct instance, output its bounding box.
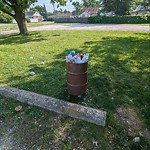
[1,24,150,35]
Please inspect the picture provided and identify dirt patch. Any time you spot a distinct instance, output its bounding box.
[0,119,27,150]
[114,105,150,141]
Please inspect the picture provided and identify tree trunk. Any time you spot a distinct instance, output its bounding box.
[14,10,28,35]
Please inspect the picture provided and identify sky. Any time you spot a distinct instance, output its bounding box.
[32,0,82,12]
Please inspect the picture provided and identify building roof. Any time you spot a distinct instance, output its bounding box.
[49,12,72,18]
[25,11,35,17]
[56,12,72,17]
[81,7,99,16]
[25,11,41,17]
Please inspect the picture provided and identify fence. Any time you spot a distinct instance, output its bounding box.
[53,17,88,23]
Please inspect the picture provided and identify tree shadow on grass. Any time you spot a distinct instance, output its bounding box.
[5,57,83,104]
[0,32,47,45]
[3,32,150,126]
[1,95,112,149]
[4,33,149,105]
[1,95,149,150]
[2,32,150,148]
[81,34,150,127]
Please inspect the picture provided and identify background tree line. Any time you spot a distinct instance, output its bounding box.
[72,0,150,16]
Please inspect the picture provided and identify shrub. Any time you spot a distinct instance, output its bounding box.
[0,11,13,23]
[88,15,150,24]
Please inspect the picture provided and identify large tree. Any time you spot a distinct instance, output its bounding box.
[82,0,101,7]
[0,0,66,35]
[72,1,82,15]
[102,0,133,15]
[140,0,150,11]
[72,0,101,15]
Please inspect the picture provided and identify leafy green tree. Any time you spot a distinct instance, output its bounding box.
[72,0,101,15]
[72,1,82,15]
[0,11,12,23]
[140,0,150,10]
[0,0,66,34]
[102,0,133,15]
[101,0,114,12]
[82,0,101,7]
[43,4,48,20]
[131,0,150,13]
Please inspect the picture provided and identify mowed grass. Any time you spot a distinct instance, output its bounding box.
[0,95,113,149]
[0,30,150,149]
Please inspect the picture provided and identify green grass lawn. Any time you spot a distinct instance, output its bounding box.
[0,30,150,149]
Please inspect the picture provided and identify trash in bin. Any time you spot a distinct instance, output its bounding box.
[66,50,89,96]
[66,50,89,64]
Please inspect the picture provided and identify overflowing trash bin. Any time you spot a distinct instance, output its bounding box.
[66,50,89,96]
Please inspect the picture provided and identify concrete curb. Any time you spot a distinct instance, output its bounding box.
[0,86,106,126]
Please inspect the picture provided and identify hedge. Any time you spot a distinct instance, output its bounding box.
[0,11,13,23]
[88,15,150,24]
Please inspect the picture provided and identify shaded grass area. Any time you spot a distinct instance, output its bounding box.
[0,95,119,149]
[0,30,150,149]
[1,95,149,149]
